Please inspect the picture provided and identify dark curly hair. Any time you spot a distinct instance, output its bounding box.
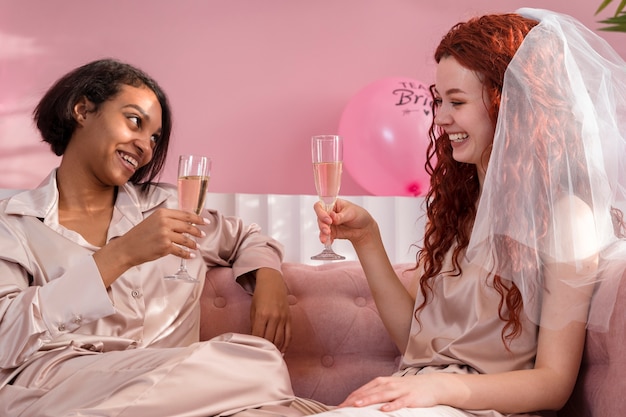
[33,58,172,190]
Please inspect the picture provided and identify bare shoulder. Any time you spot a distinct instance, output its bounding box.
[548,194,598,263]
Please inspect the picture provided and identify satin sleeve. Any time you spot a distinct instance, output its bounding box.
[0,219,115,369]
[197,208,284,280]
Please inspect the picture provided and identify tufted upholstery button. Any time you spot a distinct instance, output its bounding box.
[354,296,366,307]
[200,262,417,407]
[58,324,66,332]
[321,355,334,367]
[213,296,226,308]
[131,290,140,298]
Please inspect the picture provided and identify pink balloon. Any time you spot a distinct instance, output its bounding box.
[339,77,433,196]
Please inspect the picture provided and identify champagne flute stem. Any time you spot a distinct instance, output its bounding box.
[178,258,188,273]
[177,232,193,273]
[324,202,335,249]
[323,236,334,251]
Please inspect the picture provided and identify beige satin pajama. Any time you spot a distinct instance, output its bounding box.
[0,170,297,416]
[1,334,296,417]
[312,253,552,417]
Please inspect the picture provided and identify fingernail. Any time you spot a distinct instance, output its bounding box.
[203,217,211,225]
[188,252,197,259]
[200,230,206,237]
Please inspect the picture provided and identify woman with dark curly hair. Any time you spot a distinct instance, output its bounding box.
[313,8,626,417]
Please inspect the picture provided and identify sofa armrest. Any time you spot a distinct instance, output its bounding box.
[559,268,626,416]
[200,261,414,405]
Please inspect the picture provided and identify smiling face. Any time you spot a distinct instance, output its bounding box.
[433,56,495,184]
[65,84,163,188]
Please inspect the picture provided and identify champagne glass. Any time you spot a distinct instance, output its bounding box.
[165,154,211,282]
[311,135,345,261]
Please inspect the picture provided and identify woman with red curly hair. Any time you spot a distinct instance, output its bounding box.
[313,8,626,417]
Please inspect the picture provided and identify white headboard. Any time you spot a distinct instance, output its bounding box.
[206,193,425,265]
[0,190,425,265]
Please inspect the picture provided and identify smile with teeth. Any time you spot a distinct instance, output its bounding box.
[449,133,469,143]
[119,152,139,169]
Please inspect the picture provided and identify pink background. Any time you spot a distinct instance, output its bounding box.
[1,0,624,195]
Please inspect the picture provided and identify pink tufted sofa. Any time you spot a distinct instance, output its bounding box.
[199,261,625,416]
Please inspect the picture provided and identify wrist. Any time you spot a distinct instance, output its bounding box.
[431,372,469,408]
[352,221,383,251]
[93,240,133,287]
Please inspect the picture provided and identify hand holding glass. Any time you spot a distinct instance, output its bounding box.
[165,155,211,282]
[311,135,345,261]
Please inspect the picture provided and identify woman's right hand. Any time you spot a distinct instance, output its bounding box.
[314,199,379,249]
[94,208,208,287]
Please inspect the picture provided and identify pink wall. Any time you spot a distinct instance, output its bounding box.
[1,0,624,195]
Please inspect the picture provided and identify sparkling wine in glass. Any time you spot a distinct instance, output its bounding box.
[311,135,345,261]
[165,154,211,282]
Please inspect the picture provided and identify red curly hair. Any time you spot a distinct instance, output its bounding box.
[418,12,626,346]
[416,14,539,346]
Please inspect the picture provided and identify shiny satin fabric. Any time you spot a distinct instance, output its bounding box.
[395,253,547,417]
[0,333,298,417]
[312,401,551,417]
[0,170,288,415]
[399,252,537,377]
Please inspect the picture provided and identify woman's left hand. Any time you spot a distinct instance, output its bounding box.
[250,268,292,353]
[339,375,442,412]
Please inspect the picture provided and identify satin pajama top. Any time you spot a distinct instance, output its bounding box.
[400,252,539,376]
[0,170,284,389]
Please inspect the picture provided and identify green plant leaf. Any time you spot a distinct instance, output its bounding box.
[596,0,615,15]
[598,12,626,31]
[596,0,626,16]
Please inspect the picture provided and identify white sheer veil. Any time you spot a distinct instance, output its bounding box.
[466,8,626,331]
